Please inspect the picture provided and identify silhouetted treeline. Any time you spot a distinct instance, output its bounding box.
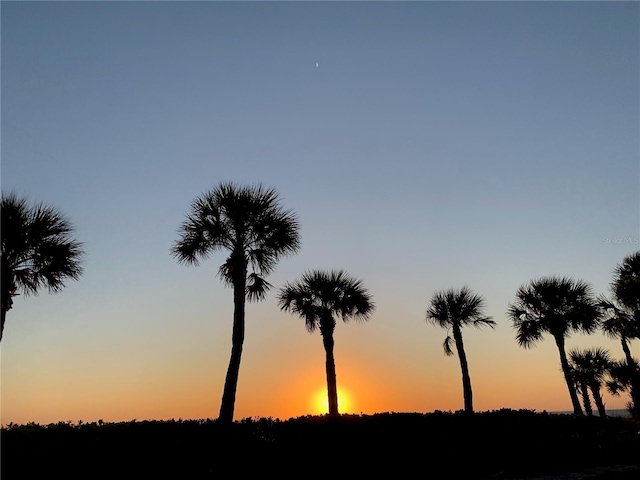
[2,410,639,479]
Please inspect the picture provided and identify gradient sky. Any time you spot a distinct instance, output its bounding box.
[1,1,639,425]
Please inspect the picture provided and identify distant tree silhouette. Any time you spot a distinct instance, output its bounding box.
[1,193,84,342]
[507,277,601,415]
[172,183,300,424]
[426,287,495,414]
[278,270,374,416]
[599,251,640,418]
[569,347,612,417]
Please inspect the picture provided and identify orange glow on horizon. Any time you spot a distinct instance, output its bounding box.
[310,386,356,415]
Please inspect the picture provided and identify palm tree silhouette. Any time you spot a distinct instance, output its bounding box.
[599,251,640,417]
[569,347,612,417]
[607,359,640,418]
[599,297,638,371]
[1,193,84,342]
[172,182,300,424]
[611,251,640,314]
[278,270,374,416]
[426,287,495,414]
[507,276,601,415]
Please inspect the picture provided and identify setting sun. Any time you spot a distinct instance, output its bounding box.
[311,386,355,414]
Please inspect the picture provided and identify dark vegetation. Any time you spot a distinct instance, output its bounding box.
[2,410,639,479]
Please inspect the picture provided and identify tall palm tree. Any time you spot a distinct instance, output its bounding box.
[569,347,612,417]
[1,193,84,342]
[172,182,300,424]
[278,270,374,416]
[426,287,495,414]
[507,276,601,415]
[599,252,640,417]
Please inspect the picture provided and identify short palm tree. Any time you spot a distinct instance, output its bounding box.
[426,287,495,414]
[607,358,640,419]
[569,347,612,417]
[1,193,84,342]
[507,276,601,415]
[172,182,300,424]
[278,270,374,416]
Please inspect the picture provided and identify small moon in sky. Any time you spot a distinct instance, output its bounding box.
[315,62,319,68]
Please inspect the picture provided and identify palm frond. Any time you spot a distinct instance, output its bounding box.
[278,269,374,334]
[612,252,640,311]
[443,335,455,356]
[427,286,493,333]
[507,276,600,348]
[173,182,300,301]
[1,192,84,300]
[246,273,272,302]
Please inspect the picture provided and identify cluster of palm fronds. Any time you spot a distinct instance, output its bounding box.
[563,253,640,420]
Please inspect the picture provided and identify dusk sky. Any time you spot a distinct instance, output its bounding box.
[1,1,639,425]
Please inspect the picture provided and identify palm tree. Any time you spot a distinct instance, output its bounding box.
[607,358,640,419]
[172,182,300,424]
[426,287,495,414]
[278,270,374,416]
[599,252,640,417]
[599,297,638,369]
[569,347,612,417]
[507,277,601,415]
[1,193,84,342]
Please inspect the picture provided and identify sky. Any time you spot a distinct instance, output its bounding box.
[1,1,639,425]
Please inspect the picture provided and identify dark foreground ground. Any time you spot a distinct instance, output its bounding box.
[2,409,639,479]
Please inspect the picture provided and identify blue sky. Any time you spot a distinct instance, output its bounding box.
[1,1,639,423]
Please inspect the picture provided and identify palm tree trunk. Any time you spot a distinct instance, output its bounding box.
[589,382,606,417]
[1,280,10,343]
[578,381,593,416]
[218,261,247,425]
[620,337,640,418]
[321,326,339,416]
[0,306,6,343]
[555,335,583,415]
[453,326,473,414]
[621,337,634,367]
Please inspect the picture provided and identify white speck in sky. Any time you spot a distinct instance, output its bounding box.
[315,62,319,68]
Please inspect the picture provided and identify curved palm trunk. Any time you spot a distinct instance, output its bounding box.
[620,337,634,366]
[620,337,640,418]
[453,325,473,414]
[589,382,606,417]
[218,260,247,425]
[320,325,339,416]
[555,335,583,415]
